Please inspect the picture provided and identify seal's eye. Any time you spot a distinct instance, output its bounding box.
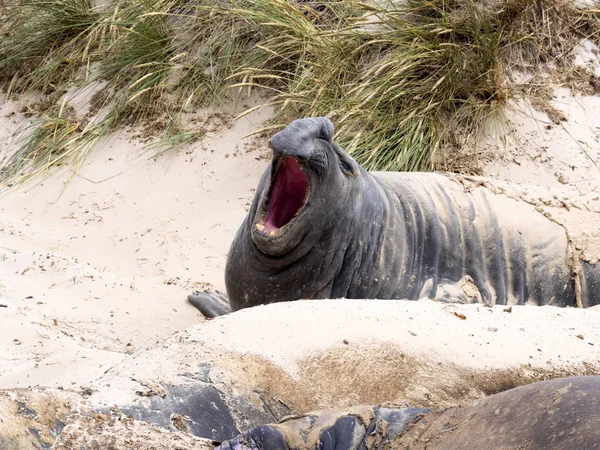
[340,159,353,174]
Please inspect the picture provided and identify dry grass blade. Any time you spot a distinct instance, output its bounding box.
[0,115,114,189]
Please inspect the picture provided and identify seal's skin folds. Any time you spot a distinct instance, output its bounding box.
[222,117,598,312]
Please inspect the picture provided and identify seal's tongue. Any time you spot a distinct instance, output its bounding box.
[265,158,308,231]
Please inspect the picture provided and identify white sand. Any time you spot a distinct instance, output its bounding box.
[484,92,600,191]
[0,93,272,388]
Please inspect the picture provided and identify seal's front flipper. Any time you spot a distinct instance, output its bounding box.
[419,276,490,306]
[188,290,232,318]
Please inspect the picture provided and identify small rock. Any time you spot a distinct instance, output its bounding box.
[343,339,349,345]
[452,312,467,320]
[577,334,585,340]
[136,380,166,398]
[504,306,512,313]
[80,387,94,396]
[171,414,189,433]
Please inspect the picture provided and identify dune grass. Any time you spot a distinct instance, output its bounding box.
[0,0,104,95]
[1,0,600,186]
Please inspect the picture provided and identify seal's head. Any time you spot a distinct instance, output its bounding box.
[250,117,360,256]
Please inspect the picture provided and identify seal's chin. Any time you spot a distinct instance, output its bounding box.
[255,157,308,238]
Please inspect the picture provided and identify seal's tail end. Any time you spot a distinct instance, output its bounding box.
[188,290,232,318]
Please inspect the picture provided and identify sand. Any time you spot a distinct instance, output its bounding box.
[90,300,600,411]
[0,92,272,389]
[483,93,600,191]
[3,299,599,448]
[483,39,600,191]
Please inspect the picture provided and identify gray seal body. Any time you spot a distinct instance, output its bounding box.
[189,117,599,316]
[218,376,600,450]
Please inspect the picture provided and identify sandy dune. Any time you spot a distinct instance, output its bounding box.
[0,94,272,389]
[485,93,600,191]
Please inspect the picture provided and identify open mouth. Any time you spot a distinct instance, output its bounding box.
[256,157,308,236]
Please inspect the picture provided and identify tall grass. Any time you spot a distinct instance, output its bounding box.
[319,0,507,171]
[0,0,104,95]
[1,0,600,187]
[1,112,112,186]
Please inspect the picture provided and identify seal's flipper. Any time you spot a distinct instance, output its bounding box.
[216,406,430,449]
[418,276,490,306]
[188,290,232,318]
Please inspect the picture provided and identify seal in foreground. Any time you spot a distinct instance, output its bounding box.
[217,376,600,450]
[190,117,600,316]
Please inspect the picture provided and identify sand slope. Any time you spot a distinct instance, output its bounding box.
[0,95,272,389]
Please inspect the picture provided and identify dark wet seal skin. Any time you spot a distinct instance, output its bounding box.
[216,406,430,450]
[216,376,600,450]
[189,117,600,317]
[188,290,230,318]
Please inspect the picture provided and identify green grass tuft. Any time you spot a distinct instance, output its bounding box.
[2,0,600,187]
[0,103,113,185]
[0,0,103,95]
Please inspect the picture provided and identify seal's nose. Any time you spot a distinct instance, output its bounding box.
[270,117,334,161]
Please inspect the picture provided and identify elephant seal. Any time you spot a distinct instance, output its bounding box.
[217,376,600,450]
[189,117,600,316]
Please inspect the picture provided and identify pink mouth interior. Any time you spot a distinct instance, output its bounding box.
[265,158,308,231]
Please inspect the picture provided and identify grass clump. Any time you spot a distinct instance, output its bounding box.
[218,0,505,171]
[0,0,104,95]
[2,0,600,186]
[235,0,600,171]
[0,101,112,184]
[99,0,178,124]
[331,0,507,171]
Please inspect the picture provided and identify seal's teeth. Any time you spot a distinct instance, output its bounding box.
[269,231,276,237]
[256,223,265,231]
